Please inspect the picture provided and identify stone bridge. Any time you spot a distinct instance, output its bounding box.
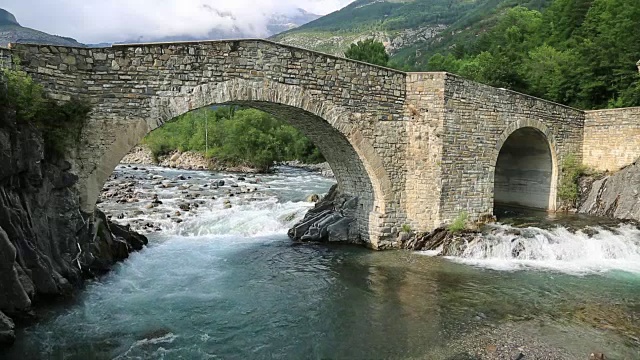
[1,40,638,249]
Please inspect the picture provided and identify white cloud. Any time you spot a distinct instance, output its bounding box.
[2,0,355,44]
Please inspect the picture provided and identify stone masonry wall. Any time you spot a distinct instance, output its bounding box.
[0,47,12,70]
[8,39,408,249]
[439,74,585,224]
[583,107,640,172]
[403,73,446,230]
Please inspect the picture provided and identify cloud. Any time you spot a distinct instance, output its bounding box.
[2,0,355,44]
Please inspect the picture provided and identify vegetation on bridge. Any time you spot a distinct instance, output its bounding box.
[558,154,590,206]
[0,66,90,156]
[143,107,324,172]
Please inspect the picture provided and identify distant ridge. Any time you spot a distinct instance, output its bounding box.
[0,8,84,47]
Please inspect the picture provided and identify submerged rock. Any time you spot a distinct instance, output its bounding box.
[288,184,360,244]
[402,226,483,256]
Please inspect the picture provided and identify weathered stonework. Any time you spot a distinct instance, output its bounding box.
[0,47,12,69]
[3,39,639,248]
[437,74,585,222]
[583,107,640,172]
[7,39,407,249]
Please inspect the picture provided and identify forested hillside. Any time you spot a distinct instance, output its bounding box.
[273,0,551,59]
[425,0,640,109]
[276,0,639,110]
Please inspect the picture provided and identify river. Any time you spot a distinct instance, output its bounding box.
[4,166,640,359]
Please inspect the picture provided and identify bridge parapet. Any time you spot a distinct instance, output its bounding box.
[584,107,640,172]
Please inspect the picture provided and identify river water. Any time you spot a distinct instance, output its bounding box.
[5,166,640,359]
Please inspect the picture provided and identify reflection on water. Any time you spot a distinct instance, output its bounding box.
[4,167,640,359]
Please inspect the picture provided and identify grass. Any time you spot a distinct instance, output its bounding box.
[557,154,589,205]
[448,211,468,233]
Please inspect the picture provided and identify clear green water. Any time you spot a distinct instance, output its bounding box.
[4,167,640,359]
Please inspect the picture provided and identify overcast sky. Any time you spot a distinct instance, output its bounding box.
[2,0,355,44]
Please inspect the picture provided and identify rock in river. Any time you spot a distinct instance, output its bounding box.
[288,185,360,244]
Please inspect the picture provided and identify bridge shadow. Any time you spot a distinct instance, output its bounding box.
[493,126,557,213]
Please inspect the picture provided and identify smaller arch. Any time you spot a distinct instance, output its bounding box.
[492,119,558,212]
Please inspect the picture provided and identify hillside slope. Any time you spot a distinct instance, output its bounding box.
[272,0,550,69]
[0,9,84,47]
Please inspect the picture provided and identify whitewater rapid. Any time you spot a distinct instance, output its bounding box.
[101,164,640,276]
[434,223,640,275]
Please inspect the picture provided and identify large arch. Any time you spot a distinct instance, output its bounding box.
[82,78,394,245]
[492,120,558,212]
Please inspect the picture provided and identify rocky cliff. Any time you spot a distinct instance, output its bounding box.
[0,109,147,347]
[579,160,640,221]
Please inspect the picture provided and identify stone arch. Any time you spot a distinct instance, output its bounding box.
[491,119,559,212]
[83,78,394,244]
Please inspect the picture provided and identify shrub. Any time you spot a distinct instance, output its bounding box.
[1,66,46,122]
[344,39,390,67]
[448,211,468,233]
[558,154,588,204]
[401,224,412,233]
[0,68,91,157]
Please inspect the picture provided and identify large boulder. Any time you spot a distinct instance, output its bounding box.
[579,159,640,220]
[288,184,361,244]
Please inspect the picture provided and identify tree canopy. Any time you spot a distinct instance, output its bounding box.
[345,39,390,67]
[143,107,324,172]
[425,0,640,110]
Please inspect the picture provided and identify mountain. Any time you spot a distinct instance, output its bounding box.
[267,9,321,35]
[0,8,84,47]
[272,0,551,69]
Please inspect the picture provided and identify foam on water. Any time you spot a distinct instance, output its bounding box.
[171,199,313,238]
[423,223,640,275]
[101,165,333,239]
[104,164,640,277]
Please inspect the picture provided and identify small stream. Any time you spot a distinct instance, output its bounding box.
[4,165,640,359]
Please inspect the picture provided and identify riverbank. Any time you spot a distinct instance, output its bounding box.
[0,113,147,347]
[121,145,335,177]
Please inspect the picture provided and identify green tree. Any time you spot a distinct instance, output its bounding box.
[1,68,90,156]
[522,45,580,103]
[142,107,325,171]
[344,39,390,67]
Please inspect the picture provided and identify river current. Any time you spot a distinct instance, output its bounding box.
[5,166,640,359]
